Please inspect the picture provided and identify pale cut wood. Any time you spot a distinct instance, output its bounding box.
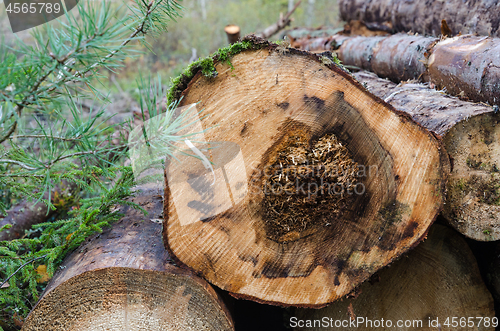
[163,37,448,307]
[22,191,234,331]
[294,224,495,331]
[354,70,500,241]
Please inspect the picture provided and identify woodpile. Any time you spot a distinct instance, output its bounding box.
[294,224,495,330]
[163,35,447,307]
[18,1,500,327]
[286,30,500,106]
[337,33,500,106]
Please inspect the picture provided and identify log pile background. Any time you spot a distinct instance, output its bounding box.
[11,1,500,330]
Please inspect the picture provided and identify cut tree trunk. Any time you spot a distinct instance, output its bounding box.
[22,190,234,331]
[162,36,448,307]
[338,0,500,38]
[335,33,500,106]
[293,224,496,331]
[225,25,241,44]
[354,70,500,241]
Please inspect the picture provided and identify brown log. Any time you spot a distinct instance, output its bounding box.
[353,70,500,241]
[293,224,496,330]
[334,33,500,106]
[0,181,77,241]
[224,25,241,44]
[338,0,500,38]
[162,36,448,307]
[22,191,234,331]
[256,0,301,40]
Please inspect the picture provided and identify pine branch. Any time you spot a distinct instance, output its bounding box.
[0,255,47,289]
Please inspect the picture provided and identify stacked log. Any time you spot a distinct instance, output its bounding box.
[287,32,500,106]
[338,0,500,38]
[293,224,495,330]
[162,36,448,307]
[21,191,234,331]
[352,70,500,241]
[336,34,500,106]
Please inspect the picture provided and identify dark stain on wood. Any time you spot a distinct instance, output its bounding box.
[304,95,326,112]
[277,102,290,110]
[240,122,249,136]
[402,221,419,239]
[261,261,290,278]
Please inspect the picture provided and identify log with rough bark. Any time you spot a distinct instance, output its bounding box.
[338,0,500,38]
[0,181,77,241]
[162,36,448,307]
[293,224,496,330]
[335,33,500,106]
[22,191,234,331]
[353,70,500,241]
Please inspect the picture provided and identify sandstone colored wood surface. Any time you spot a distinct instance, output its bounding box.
[22,191,234,331]
[294,224,495,331]
[338,0,500,38]
[162,37,448,307]
[354,70,500,241]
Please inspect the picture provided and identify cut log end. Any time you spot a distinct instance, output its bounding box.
[294,224,496,330]
[22,194,234,331]
[163,40,448,307]
[23,268,231,331]
[224,25,241,44]
[352,70,500,241]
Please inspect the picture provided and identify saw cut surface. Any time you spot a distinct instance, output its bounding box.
[163,45,447,306]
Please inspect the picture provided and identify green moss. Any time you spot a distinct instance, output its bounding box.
[166,40,256,105]
[378,200,409,225]
[320,55,334,65]
[456,178,467,191]
[216,40,253,69]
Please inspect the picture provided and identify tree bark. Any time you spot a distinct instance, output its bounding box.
[353,70,500,241]
[22,190,234,331]
[224,25,241,44]
[293,224,496,330]
[0,181,77,241]
[338,0,500,38]
[334,33,500,106]
[162,36,448,307]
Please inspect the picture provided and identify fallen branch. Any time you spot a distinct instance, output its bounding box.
[0,182,77,242]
